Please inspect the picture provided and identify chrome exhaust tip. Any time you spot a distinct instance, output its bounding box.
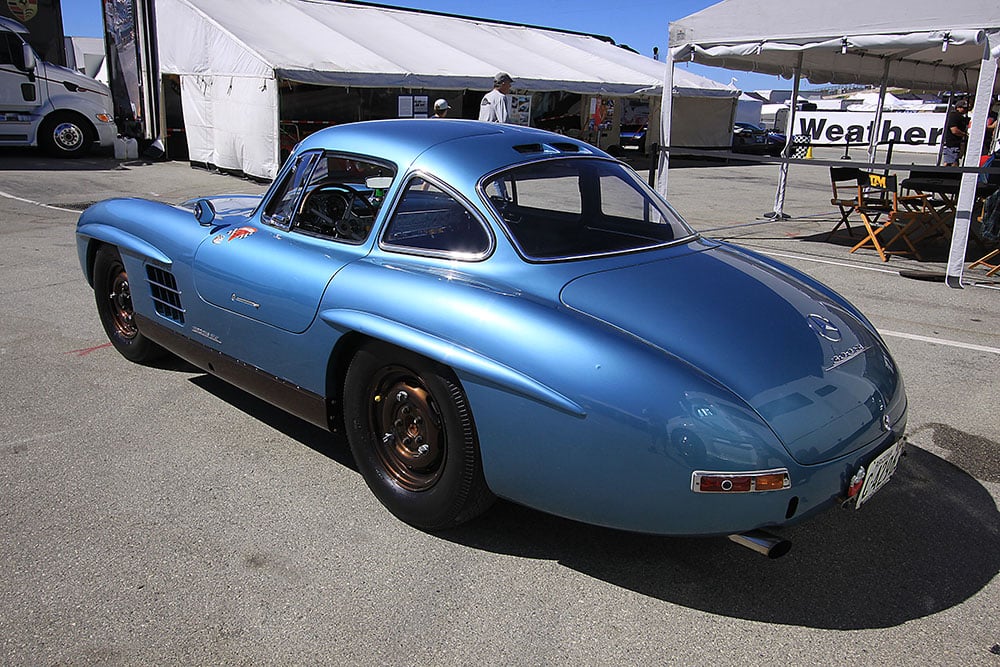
[728,529,792,559]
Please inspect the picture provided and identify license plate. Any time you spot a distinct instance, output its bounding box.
[854,441,904,509]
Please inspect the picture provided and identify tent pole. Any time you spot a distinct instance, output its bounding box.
[655,47,678,199]
[867,58,891,165]
[766,52,802,219]
[945,33,1000,288]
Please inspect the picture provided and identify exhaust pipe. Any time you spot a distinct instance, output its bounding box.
[728,529,792,559]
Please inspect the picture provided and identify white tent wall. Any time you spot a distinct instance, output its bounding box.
[179,75,280,177]
[672,96,737,148]
[735,95,763,125]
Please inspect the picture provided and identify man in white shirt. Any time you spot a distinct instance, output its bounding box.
[479,72,513,123]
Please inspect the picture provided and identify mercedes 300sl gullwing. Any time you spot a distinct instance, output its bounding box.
[77,120,906,557]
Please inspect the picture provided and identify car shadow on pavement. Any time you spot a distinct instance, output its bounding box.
[186,372,357,472]
[442,441,1000,630]
[178,369,998,630]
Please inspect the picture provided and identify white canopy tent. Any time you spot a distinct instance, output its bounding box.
[658,0,1000,287]
[154,0,737,180]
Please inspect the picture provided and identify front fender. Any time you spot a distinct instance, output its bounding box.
[76,222,172,285]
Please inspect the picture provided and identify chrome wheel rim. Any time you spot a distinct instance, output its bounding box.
[53,122,84,151]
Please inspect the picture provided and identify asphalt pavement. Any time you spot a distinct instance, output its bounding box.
[1,146,998,665]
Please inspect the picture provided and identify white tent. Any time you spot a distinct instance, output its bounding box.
[659,0,1000,287]
[735,93,763,125]
[155,0,738,179]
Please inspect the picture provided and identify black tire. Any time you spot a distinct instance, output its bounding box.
[93,245,166,363]
[39,112,94,158]
[343,341,495,530]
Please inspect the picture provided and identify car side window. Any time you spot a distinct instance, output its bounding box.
[291,154,395,244]
[382,177,491,258]
[261,151,321,228]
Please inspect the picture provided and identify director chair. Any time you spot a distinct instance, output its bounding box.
[826,167,860,240]
[850,171,933,262]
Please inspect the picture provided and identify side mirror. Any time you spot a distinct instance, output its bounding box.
[193,199,216,226]
[21,43,36,72]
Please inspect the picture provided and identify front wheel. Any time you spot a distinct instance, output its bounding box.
[39,112,94,158]
[343,341,495,530]
[93,245,166,363]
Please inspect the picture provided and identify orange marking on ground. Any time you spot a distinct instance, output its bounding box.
[67,342,113,356]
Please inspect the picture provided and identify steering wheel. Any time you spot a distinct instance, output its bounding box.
[302,185,376,241]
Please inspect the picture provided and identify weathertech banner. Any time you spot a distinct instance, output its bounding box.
[793,111,948,154]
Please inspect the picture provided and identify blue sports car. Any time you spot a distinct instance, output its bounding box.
[77,120,906,555]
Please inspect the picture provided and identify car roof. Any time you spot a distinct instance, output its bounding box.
[295,119,606,176]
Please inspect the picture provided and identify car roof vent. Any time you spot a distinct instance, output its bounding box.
[513,142,589,155]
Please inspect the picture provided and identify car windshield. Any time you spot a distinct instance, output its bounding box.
[481,158,695,261]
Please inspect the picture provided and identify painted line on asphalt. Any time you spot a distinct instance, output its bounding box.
[0,188,80,213]
[757,250,1000,354]
[760,248,1000,291]
[758,249,900,274]
[879,330,1000,355]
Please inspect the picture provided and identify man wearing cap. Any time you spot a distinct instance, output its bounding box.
[479,72,513,123]
[943,99,970,166]
[432,99,451,118]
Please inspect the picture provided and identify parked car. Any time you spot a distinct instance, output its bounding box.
[76,120,906,554]
[619,123,648,152]
[733,122,785,156]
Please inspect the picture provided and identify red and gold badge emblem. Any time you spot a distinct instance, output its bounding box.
[7,0,38,23]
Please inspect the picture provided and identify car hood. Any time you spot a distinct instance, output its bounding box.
[560,245,904,465]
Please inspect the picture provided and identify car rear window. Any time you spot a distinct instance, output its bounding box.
[481,158,694,261]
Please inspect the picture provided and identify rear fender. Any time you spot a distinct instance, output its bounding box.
[319,308,585,418]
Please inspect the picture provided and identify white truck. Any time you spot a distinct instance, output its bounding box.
[0,16,116,157]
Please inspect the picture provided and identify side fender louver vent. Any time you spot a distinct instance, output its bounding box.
[145,265,185,324]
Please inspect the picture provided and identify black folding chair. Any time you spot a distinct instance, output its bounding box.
[827,167,860,240]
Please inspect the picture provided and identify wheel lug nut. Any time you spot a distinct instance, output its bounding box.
[396,391,408,402]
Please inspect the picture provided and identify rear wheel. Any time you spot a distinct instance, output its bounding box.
[39,112,94,158]
[343,341,494,530]
[93,245,166,363]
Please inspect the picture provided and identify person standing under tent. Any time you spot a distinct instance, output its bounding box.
[432,99,451,118]
[479,72,513,123]
[942,99,970,167]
